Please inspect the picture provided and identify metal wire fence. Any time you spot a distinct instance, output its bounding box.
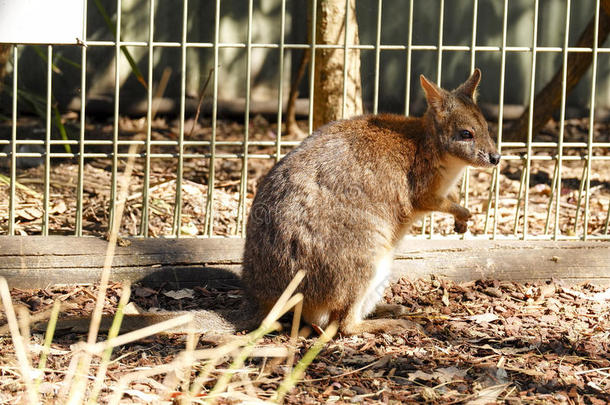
[0,0,609,240]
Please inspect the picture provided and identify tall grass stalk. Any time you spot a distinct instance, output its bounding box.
[0,278,38,404]
[35,299,61,389]
[274,322,338,403]
[88,282,132,404]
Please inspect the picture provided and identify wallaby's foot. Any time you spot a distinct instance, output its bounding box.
[454,219,468,234]
[340,318,419,335]
[371,303,408,318]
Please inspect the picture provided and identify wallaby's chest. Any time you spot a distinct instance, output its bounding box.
[435,156,467,197]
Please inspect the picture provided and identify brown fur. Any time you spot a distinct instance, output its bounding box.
[243,69,500,335]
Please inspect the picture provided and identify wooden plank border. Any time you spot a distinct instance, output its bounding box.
[0,236,608,288]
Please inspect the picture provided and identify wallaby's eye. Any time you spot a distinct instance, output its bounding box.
[460,129,474,140]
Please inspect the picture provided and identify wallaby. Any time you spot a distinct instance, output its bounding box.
[26,69,499,337]
[242,68,499,335]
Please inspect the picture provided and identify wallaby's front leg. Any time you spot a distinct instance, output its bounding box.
[419,195,471,233]
[447,192,470,233]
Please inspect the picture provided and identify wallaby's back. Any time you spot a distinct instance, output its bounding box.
[243,115,424,318]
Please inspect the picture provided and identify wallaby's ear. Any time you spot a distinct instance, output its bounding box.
[456,68,481,101]
[420,74,445,112]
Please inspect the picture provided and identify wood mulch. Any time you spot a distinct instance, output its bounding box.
[1,278,609,403]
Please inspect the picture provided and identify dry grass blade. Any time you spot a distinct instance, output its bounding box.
[285,297,304,374]
[108,363,177,405]
[88,143,139,343]
[35,299,61,388]
[188,67,216,139]
[274,322,338,404]
[67,143,139,405]
[188,335,261,398]
[88,282,132,404]
[262,270,306,326]
[187,273,307,402]
[88,313,194,355]
[0,172,43,198]
[465,384,510,404]
[0,277,38,404]
[204,322,280,404]
[177,322,199,404]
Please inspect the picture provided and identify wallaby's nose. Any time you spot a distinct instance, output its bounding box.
[489,153,501,165]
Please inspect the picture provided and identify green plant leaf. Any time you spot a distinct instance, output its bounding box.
[93,0,147,90]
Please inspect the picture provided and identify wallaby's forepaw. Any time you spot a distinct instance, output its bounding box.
[454,219,468,234]
[453,207,471,233]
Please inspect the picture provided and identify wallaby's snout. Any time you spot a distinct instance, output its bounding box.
[489,152,501,166]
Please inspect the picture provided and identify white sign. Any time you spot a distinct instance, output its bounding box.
[0,0,85,44]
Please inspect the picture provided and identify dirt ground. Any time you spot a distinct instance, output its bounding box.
[1,278,609,403]
[0,114,609,237]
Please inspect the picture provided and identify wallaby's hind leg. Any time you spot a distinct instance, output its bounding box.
[330,251,420,335]
[332,297,417,336]
[338,311,416,335]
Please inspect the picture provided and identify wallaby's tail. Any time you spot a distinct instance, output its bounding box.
[8,305,262,336]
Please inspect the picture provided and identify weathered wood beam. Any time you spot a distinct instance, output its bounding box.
[0,236,608,288]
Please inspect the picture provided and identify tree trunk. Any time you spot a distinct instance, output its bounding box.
[0,44,12,91]
[313,0,363,130]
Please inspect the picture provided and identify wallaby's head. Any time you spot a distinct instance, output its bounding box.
[420,69,500,168]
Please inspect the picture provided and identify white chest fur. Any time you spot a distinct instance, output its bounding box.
[437,155,468,197]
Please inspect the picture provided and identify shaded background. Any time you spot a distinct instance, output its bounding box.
[1,0,609,118]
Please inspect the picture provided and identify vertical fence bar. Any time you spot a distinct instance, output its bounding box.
[429,0,445,237]
[544,161,559,233]
[403,0,414,116]
[372,0,382,114]
[341,0,350,119]
[436,0,444,85]
[173,0,188,237]
[513,166,527,236]
[574,163,588,232]
[552,0,572,240]
[237,0,254,236]
[460,0,478,238]
[8,46,18,236]
[140,0,155,237]
[308,0,317,134]
[43,45,52,236]
[522,0,540,240]
[109,0,123,233]
[469,0,478,71]
[492,0,509,239]
[275,0,287,163]
[204,0,221,236]
[76,0,88,236]
[583,0,600,240]
[604,201,610,235]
